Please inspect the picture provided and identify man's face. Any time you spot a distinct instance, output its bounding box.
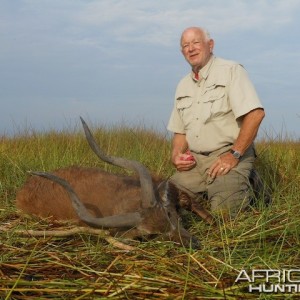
[180,28,214,72]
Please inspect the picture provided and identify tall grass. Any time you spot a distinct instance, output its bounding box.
[0,122,299,299]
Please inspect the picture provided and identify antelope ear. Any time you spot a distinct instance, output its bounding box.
[31,172,142,228]
[156,181,167,201]
[156,180,179,205]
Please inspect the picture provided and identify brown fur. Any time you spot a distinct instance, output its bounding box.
[17,166,151,220]
[16,166,202,247]
[15,117,205,248]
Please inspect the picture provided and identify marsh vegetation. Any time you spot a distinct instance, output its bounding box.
[1,122,299,299]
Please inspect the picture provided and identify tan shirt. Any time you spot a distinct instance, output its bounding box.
[167,56,263,153]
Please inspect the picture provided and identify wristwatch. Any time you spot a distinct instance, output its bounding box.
[230,149,242,160]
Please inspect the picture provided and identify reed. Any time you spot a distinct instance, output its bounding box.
[1,123,299,299]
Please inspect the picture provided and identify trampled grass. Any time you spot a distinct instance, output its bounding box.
[0,122,299,299]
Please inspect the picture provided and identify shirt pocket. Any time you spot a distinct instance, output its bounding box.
[176,96,193,129]
[202,84,229,123]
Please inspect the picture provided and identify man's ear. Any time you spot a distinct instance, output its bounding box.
[209,39,214,53]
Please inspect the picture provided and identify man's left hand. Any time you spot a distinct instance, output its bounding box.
[207,152,239,178]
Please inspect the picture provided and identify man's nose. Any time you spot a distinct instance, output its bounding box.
[188,43,196,51]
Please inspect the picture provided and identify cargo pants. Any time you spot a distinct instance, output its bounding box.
[170,144,256,216]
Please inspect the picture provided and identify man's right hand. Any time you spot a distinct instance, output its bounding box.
[172,150,196,171]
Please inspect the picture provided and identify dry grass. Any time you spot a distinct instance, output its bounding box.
[1,122,300,299]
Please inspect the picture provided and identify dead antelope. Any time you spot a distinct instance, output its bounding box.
[16,118,200,248]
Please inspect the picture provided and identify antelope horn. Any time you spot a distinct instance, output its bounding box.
[31,172,142,228]
[80,117,157,208]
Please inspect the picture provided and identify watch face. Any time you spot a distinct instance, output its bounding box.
[231,149,241,159]
[233,152,240,158]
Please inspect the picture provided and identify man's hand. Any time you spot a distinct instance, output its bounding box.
[172,150,196,171]
[207,108,265,178]
[208,152,238,178]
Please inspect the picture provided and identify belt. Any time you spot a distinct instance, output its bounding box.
[199,151,211,156]
[197,144,233,157]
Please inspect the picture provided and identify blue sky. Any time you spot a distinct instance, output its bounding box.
[1,0,299,138]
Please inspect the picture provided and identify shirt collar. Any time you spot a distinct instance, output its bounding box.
[191,55,215,81]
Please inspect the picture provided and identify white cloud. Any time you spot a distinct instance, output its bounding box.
[72,0,300,46]
[2,0,299,52]
[1,0,300,136]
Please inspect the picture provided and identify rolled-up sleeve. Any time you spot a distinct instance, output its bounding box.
[229,64,264,119]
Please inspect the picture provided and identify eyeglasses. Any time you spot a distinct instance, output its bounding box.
[181,40,202,52]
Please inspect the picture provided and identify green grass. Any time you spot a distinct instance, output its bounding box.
[1,122,300,299]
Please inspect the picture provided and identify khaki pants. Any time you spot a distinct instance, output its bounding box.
[170,144,256,215]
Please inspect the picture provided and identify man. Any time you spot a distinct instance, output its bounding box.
[167,27,265,216]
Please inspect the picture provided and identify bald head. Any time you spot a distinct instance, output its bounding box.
[180,27,211,45]
[180,27,214,72]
